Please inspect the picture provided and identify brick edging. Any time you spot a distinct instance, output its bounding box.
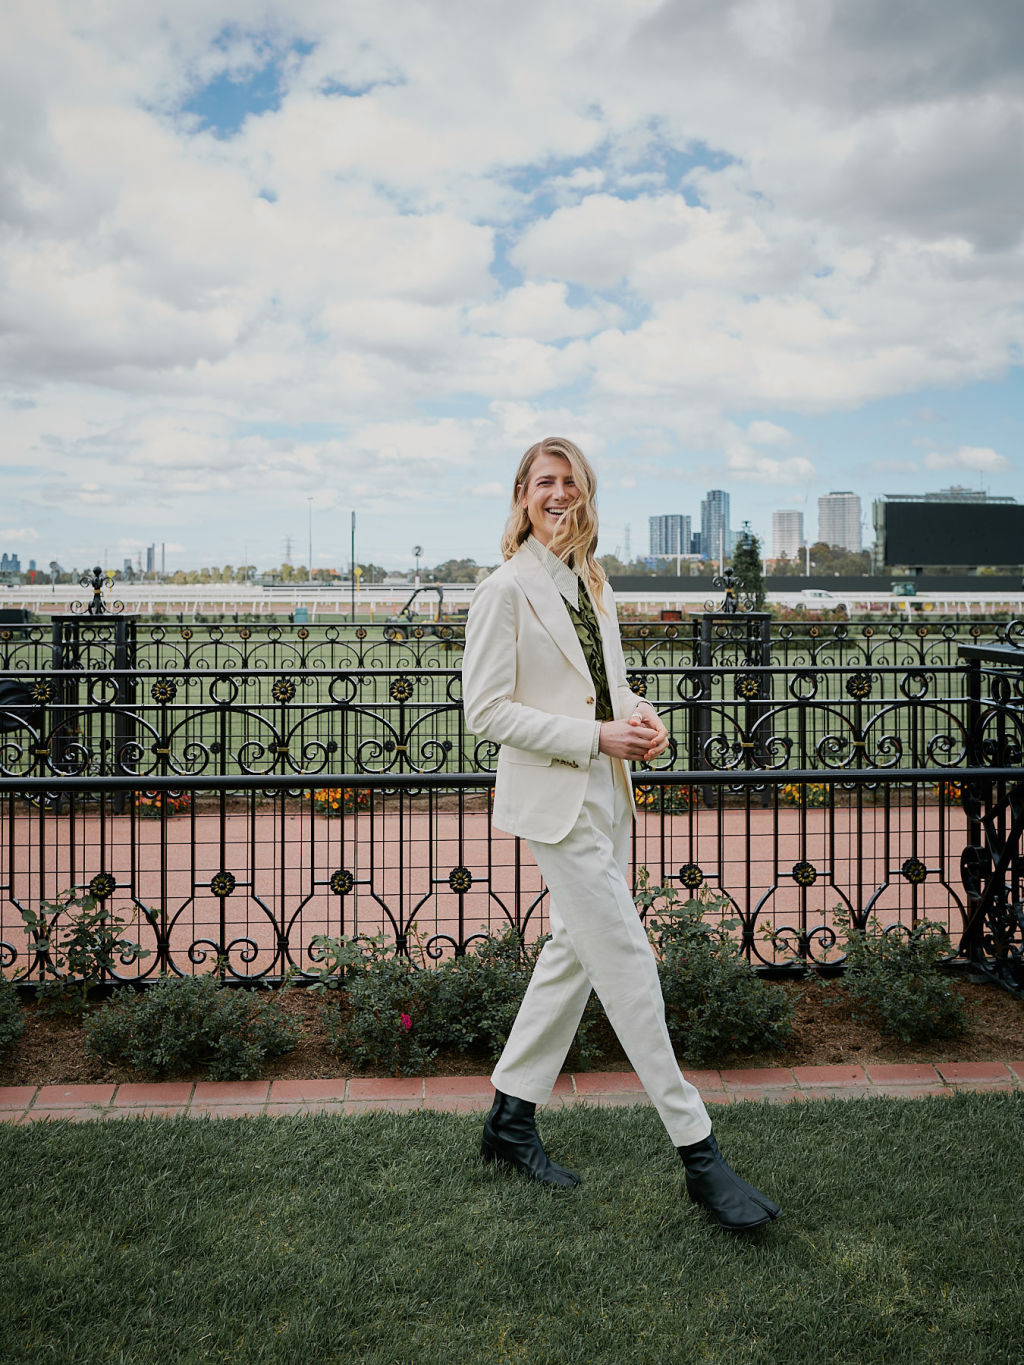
[2,1061,1022,1124]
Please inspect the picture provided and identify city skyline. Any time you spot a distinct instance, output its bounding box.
[3,477,1016,580]
[2,4,1022,572]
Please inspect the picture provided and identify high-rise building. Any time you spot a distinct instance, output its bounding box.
[146,544,155,573]
[818,492,862,553]
[649,514,692,558]
[700,490,730,563]
[772,510,804,561]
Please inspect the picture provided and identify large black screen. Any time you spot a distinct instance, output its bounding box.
[884,502,1024,566]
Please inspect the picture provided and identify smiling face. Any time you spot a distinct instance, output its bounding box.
[518,451,579,547]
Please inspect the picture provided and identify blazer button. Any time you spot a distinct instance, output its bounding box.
[585,695,595,705]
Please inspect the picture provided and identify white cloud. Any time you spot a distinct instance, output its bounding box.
[467,282,621,341]
[923,446,1011,472]
[725,450,817,485]
[0,527,41,541]
[747,421,791,446]
[2,0,1024,562]
[871,459,923,474]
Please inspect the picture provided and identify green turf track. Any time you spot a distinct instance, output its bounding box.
[1,1094,1020,1363]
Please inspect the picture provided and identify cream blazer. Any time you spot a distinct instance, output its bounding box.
[462,545,640,843]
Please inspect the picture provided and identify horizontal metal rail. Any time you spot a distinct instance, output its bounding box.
[0,764,1016,793]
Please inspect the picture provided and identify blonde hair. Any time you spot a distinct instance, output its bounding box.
[500,436,608,608]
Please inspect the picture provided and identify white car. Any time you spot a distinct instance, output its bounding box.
[798,588,849,614]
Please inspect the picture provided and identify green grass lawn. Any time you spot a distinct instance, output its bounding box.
[1,1094,1020,1364]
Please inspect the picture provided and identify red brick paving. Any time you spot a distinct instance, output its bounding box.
[1,1061,1021,1125]
[0,1086,37,1111]
[114,1082,194,1106]
[868,1083,951,1099]
[268,1078,347,1102]
[427,1096,493,1113]
[189,1102,269,1119]
[422,1075,493,1098]
[792,1065,868,1088]
[720,1068,795,1089]
[35,1084,116,1108]
[344,1098,422,1115]
[265,1100,349,1117]
[191,1080,270,1102]
[934,1062,1013,1084]
[347,1077,423,1100]
[682,1070,727,1091]
[865,1064,940,1084]
[573,1070,645,1094]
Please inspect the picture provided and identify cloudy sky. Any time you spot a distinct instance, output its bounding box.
[2,0,1023,574]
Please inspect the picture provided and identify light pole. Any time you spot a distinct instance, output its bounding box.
[350,510,356,623]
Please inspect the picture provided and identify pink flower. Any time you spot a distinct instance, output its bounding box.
[400,1012,412,1032]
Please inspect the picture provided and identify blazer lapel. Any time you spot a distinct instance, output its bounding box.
[512,547,591,683]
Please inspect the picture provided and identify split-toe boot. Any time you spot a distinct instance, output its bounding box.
[677,1131,781,1231]
[481,1090,580,1189]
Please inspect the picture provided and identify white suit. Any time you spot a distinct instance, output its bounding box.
[462,541,712,1147]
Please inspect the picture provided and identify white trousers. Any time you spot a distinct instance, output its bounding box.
[491,753,713,1147]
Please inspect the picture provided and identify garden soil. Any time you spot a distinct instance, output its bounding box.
[1,976,1022,1088]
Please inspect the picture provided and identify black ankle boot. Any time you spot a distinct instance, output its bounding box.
[677,1131,781,1231]
[481,1091,580,1189]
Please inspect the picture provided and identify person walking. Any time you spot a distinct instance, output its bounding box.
[461,436,780,1231]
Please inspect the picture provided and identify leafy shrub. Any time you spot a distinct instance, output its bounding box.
[18,891,152,1014]
[638,878,795,1065]
[319,927,604,1077]
[835,913,969,1042]
[85,974,299,1080]
[325,955,438,1077]
[0,977,24,1060]
[421,930,604,1068]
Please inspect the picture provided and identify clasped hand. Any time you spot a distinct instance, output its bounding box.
[599,708,669,763]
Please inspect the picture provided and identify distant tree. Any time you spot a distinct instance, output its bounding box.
[425,558,484,583]
[732,524,765,609]
[768,556,804,577]
[809,544,872,576]
[598,555,661,577]
[598,553,627,576]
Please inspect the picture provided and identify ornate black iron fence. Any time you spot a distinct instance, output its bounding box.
[0,768,980,988]
[1,626,1021,995]
[0,662,979,781]
[958,644,1024,994]
[0,616,1019,673]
